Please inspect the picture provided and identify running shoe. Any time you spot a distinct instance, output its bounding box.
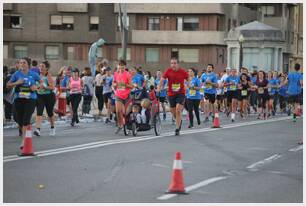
[76,118,80,124]
[50,128,56,136]
[34,129,41,137]
[115,127,122,134]
[105,118,111,124]
[175,129,180,136]
[71,121,75,127]
[231,118,235,122]
[203,117,209,123]
[188,125,193,128]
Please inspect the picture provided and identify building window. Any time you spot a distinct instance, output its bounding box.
[261,5,275,17]
[67,46,75,60]
[183,17,199,31]
[117,48,131,61]
[148,17,160,30]
[4,15,22,29]
[146,48,159,62]
[50,15,74,30]
[3,45,9,59]
[117,15,129,31]
[171,48,179,59]
[179,49,199,63]
[46,46,60,60]
[14,45,28,59]
[89,16,99,31]
[177,17,183,31]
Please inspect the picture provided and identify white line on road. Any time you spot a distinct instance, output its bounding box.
[3,116,292,163]
[157,176,227,200]
[288,145,303,152]
[246,154,282,171]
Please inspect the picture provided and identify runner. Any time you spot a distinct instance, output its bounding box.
[216,72,225,113]
[225,68,240,122]
[95,62,105,117]
[154,70,168,120]
[34,61,56,136]
[286,63,303,122]
[68,68,83,126]
[112,60,133,134]
[278,73,288,114]
[267,71,280,117]
[249,70,258,113]
[61,66,73,118]
[221,67,231,115]
[102,67,114,123]
[199,68,206,115]
[238,73,251,119]
[6,57,40,148]
[186,68,201,128]
[254,70,269,120]
[201,64,218,122]
[81,67,95,116]
[157,57,189,136]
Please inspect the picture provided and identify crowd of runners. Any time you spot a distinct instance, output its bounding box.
[4,56,303,142]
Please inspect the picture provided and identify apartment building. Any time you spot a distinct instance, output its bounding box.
[4,3,300,74]
[258,3,303,72]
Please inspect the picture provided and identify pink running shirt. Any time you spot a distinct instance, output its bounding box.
[114,70,132,100]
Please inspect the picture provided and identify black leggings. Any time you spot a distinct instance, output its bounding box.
[70,93,82,123]
[82,95,93,114]
[257,94,268,109]
[250,90,257,107]
[37,93,56,117]
[186,99,201,126]
[14,98,36,127]
[95,86,104,112]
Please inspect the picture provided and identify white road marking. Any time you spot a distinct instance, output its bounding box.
[246,154,282,171]
[157,176,227,200]
[152,163,170,169]
[3,116,292,163]
[288,145,303,152]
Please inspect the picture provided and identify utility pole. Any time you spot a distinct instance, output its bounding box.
[119,3,128,61]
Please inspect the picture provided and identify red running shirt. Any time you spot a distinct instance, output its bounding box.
[163,67,189,97]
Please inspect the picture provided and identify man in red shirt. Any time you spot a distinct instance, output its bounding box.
[157,57,189,135]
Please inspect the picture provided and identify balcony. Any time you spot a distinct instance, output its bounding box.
[114,3,224,14]
[131,30,226,45]
[57,3,88,13]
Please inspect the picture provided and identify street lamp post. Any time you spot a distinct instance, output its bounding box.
[238,34,245,71]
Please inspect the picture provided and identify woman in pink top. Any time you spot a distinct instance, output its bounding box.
[68,68,84,126]
[112,60,133,134]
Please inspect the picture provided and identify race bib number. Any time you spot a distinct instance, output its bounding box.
[241,90,248,96]
[258,87,264,94]
[59,92,66,98]
[19,91,31,99]
[189,89,196,96]
[206,83,212,89]
[200,88,204,95]
[230,85,237,90]
[118,82,126,90]
[172,83,180,92]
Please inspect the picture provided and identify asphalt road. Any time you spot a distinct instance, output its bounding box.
[3,112,303,203]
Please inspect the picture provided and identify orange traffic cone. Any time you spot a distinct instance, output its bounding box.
[19,125,35,156]
[212,112,221,128]
[166,152,187,194]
